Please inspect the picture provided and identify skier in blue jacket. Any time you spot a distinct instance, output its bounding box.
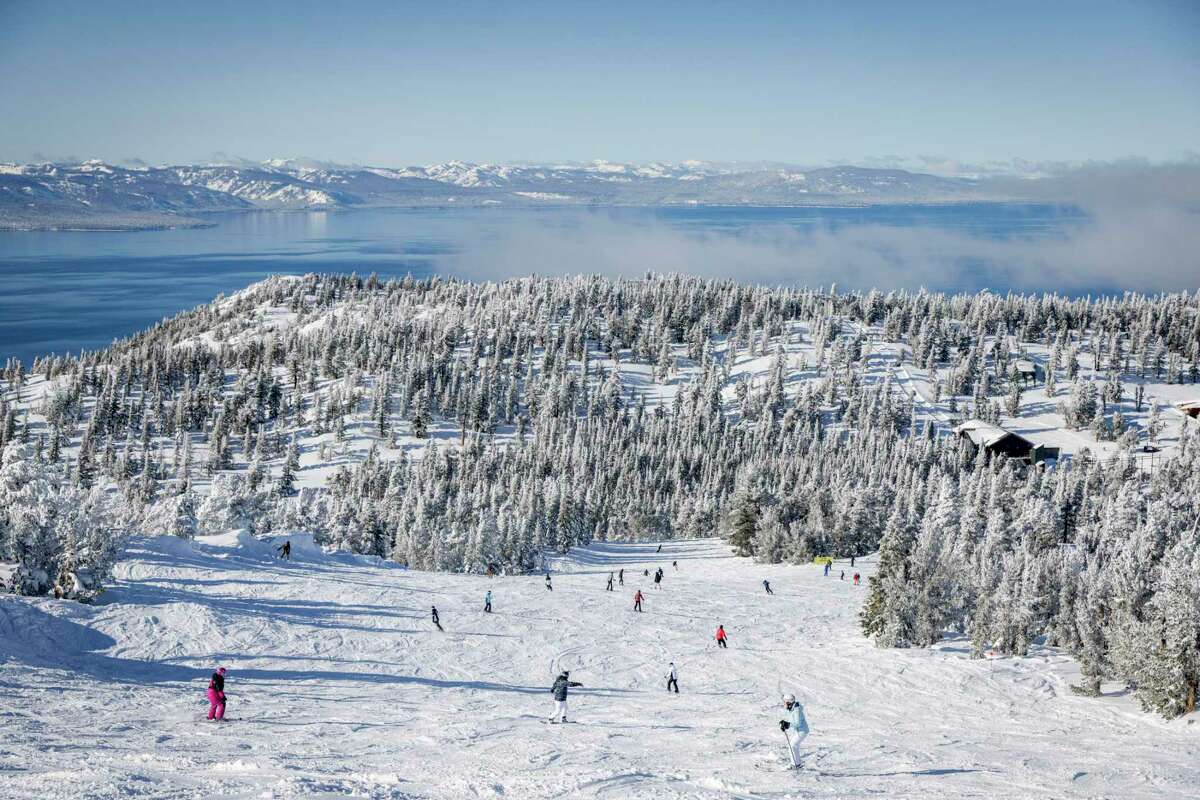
[779,694,810,769]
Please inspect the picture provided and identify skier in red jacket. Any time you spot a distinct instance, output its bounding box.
[715,625,728,648]
[633,590,644,612]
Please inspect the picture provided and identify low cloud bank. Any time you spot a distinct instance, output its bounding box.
[447,161,1199,295]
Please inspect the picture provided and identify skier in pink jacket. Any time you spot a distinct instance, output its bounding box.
[206,667,227,721]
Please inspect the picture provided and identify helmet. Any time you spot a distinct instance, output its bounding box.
[782,693,795,704]
[218,667,227,675]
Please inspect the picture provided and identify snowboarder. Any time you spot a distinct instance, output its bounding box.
[763,579,773,595]
[276,540,290,560]
[618,569,624,586]
[549,671,582,723]
[206,666,227,721]
[634,590,644,612]
[853,572,860,586]
[606,572,614,591]
[823,561,831,577]
[666,662,679,693]
[484,590,493,613]
[432,606,443,631]
[715,625,728,648]
[545,573,553,591]
[779,694,810,769]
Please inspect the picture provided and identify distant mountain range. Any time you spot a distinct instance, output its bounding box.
[0,158,1008,230]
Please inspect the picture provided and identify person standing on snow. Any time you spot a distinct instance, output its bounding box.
[840,570,845,581]
[549,671,582,723]
[763,579,773,594]
[779,693,810,769]
[545,573,553,591]
[432,606,443,631]
[653,569,663,589]
[715,625,728,648]
[823,561,831,577]
[666,662,679,693]
[484,591,493,613]
[276,540,290,560]
[206,667,227,721]
[618,569,624,586]
[634,590,644,612]
[672,560,677,571]
[853,572,860,586]
[656,544,663,553]
[606,572,614,591]
[850,555,856,568]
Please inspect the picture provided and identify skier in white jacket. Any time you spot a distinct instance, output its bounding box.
[779,694,810,769]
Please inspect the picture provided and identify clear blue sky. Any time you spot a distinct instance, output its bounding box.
[1,0,1197,167]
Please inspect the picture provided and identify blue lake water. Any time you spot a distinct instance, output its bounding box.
[0,204,1088,364]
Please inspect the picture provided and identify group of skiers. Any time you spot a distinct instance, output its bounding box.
[205,546,821,769]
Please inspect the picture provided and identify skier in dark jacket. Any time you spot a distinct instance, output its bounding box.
[545,573,553,591]
[206,667,227,721]
[606,572,614,591]
[549,671,582,722]
[276,541,290,560]
[432,606,443,631]
[618,569,624,586]
[763,579,773,595]
[653,569,663,589]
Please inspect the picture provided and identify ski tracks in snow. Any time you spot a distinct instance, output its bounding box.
[1,536,1197,799]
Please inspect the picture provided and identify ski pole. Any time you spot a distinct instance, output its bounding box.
[781,729,797,768]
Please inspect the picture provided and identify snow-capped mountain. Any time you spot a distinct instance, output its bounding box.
[0,157,988,230]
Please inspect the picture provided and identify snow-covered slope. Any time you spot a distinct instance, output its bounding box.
[1,536,1193,799]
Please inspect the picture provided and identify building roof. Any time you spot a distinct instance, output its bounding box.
[954,419,1033,449]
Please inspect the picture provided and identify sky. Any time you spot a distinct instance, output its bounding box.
[0,0,1197,168]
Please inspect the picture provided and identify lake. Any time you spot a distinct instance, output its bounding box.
[0,203,1088,364]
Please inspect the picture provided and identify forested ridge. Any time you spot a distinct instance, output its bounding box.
[2,272,1197,717]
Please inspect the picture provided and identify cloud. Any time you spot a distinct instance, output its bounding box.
[446,160,1200,295]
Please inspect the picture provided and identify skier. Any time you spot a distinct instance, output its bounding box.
[206,666,227,721]
[656,544,662,553]
[276,540,290,560]
[850,555,856,568]
[840,570,845,581]
[634,590,644,612]
[606,572,614,591]
[779,694,810,769]
[823,561,831,577]
[853,572,860,586]
[672,560,678,571]
[484,590,493,613]
[432,606,443,631]
[763,579,773,595]
[715,625,728,648]
[549,670,582,723]
[545,573,553,591]
[618,568,624,586]
[643,569,649,577]
[666,662,679,693]
[653,569,663,589]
